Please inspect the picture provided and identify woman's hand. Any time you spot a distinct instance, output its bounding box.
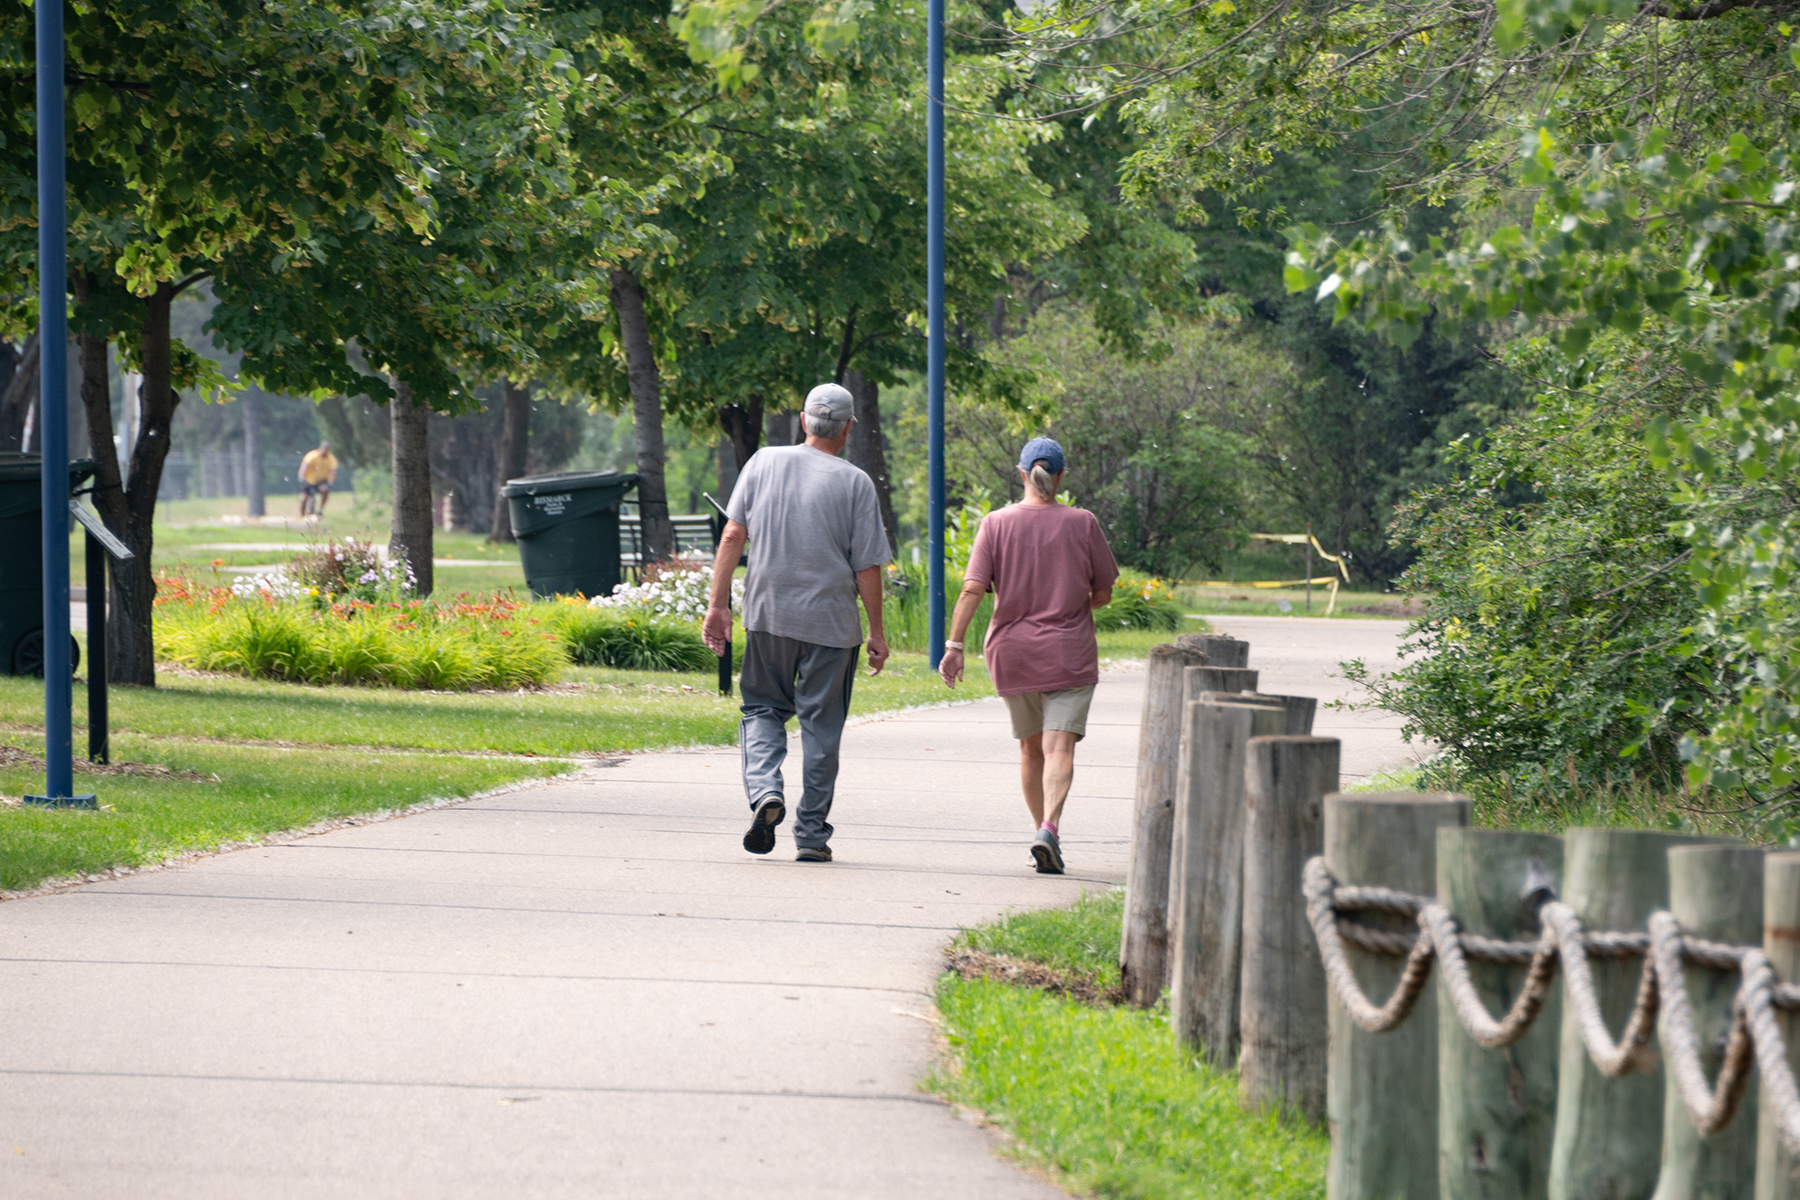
[939,645,965,689]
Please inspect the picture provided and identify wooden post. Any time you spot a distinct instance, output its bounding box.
[1239,734,1340,1121]
[1247,693,1317,735]
[1546,829,1723,1200]
[1121,643,1204,1006]
[1757,851,1800,1200]
[1187,665,1258,696]
[1649,845,1764,1200]
[1170,697,1286,1066]
[1436,829,1564,1200]
[1326,792,1471,1200]
[1176,632,1250,667]
[1188,672,1317,737]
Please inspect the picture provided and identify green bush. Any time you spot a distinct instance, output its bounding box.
[156,594,565,689]
[1348,369,1721,797]
[1095,569,1184,632]
[554,606,717,672]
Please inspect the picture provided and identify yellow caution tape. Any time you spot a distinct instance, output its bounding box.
[1200,533,1351,616]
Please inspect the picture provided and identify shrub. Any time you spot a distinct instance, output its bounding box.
[1095,569,1183,632]
[554,606,717,672]
[156,590,564,689]
[231,537,412,604]
[591,557,741,620]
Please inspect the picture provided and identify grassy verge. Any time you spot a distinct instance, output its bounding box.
[1179,586,1418,621]
[932,889,1327,1199]
[0,736,564,892]
[0,651,993,757]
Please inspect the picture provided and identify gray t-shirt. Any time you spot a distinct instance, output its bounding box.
[726,445,892,648]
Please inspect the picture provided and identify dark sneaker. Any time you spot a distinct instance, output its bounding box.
[795,845,833,863]
[1030,828,1064,875]
[743,795,786,855]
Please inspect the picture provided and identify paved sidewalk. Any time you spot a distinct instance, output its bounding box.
[0,624,1417,1197]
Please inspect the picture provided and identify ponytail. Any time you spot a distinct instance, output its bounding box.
[1028,461,1058,502]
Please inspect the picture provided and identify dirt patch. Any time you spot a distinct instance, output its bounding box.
[943,947,1126,1007]
[0,743,214,784]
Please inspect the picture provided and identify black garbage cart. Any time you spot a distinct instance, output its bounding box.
[502,470,638,600]
[0,452,94,675]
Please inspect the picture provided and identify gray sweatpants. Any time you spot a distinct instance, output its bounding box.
[738,630,860,849]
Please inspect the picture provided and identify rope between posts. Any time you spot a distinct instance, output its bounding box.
[1301,856,1800,1156]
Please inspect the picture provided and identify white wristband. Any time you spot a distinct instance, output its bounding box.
[944,640,964,651]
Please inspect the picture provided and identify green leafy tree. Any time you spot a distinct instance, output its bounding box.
[1280,18,1800,814]
[0,0,560,679]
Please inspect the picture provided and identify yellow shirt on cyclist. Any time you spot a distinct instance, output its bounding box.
[300,449,338,485]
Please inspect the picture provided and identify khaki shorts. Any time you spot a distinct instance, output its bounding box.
[1002,686,1096,741]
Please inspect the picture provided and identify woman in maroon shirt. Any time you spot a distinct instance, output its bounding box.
[939,437,1119,873]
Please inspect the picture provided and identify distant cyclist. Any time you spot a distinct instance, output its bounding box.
[299,440,339,517]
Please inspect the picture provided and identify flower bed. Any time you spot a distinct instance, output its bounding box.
[157,584,565,690]
[153,541,719,690]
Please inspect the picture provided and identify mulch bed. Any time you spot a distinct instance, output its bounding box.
[0,743,213,784]
[943,947,1127,1007]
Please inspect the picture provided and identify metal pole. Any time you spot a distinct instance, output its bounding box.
[1305,522,1313,614]
[85,528,107,762]
[926,0,946,671]
[38,0,72,801]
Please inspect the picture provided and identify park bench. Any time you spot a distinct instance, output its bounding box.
[618,511,721,576]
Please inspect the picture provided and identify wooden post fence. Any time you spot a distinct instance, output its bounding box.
[1326,792,1470,1200]
[1239,734,1339,1121]
[1170,696,1286,1066]
[1648,845,1764,1200]
[1176,632,1249,667]
[1436,829,1564,1200]
[1759,851,1800,1200]
[1186,665,1258,696]
[1546,829,1725,1200]
[1122,643,1205,1005]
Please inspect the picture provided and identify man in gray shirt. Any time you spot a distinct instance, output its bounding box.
[702,382,892,861]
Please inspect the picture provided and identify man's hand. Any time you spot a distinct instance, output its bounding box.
[865,632,890,676]
[702,605,732,656]
[939,646,964,688]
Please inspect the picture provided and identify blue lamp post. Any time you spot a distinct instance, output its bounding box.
[29,0,85,808]
[926,0,946,670]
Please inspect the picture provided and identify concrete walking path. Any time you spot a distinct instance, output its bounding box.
[0,619,1420,1197]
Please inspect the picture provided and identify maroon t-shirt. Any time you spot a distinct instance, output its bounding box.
[965,503,1120,697]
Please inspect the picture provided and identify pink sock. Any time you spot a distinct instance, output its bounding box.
[1040,821,1058,837]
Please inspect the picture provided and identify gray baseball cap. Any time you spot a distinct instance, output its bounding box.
[804,382,853,422]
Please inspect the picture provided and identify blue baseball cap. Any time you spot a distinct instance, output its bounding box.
[1017,436,1065,475]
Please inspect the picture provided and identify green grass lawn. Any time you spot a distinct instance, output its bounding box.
[0,651,992,757]
[0,736,565,891]
[933,889,1328,1200]
[1179,585,1423,621]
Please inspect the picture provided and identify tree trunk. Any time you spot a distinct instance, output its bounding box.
[243,386,265,517]
[95,282,180,687]
[64,339,86,466]
[609,267,673,563]
[489,378,530,542]
[0,333,41,451]
[844,370,899,555]
[720,395,764,472]
[390,379,433,595]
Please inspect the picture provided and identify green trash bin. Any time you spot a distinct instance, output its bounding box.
[0,452,95,675]
[502,470,638,600]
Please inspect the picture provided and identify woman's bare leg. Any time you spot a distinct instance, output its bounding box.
[1040,730,1078,828]
[1018,733,1045,826]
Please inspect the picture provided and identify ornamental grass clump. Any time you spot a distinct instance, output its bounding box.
[553,604,716,672]
[156,578,564,690]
